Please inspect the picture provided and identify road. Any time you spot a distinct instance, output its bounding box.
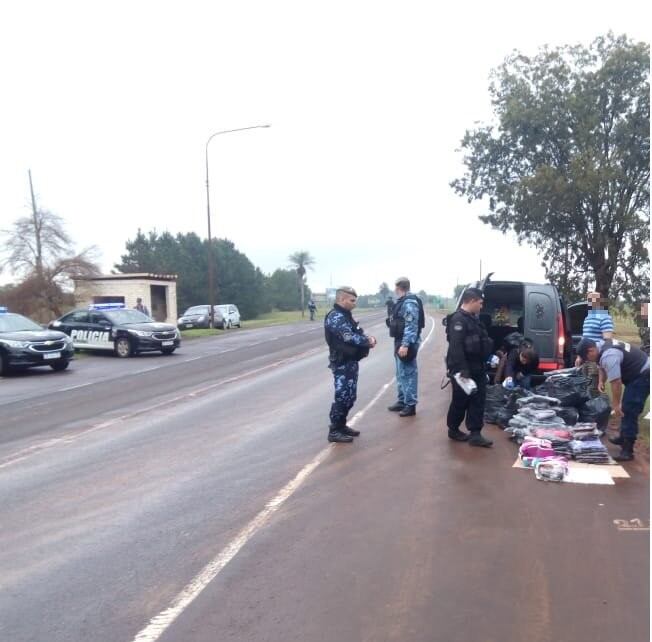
[0,313,649,642]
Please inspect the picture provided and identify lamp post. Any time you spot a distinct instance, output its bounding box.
[205,124,270,328]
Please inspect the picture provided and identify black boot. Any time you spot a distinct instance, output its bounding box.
[328,428,354,443]
[399,405,416,417]
[448,428,470,442]
[613,438,635,462]
[341,424,361,437]
[608,433,624,446]
[468,432,493,448]
[388,402,405,412]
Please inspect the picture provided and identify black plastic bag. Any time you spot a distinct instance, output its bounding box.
[578,395,612,431]
[495,407,516,428]
[535,374,591,408]
[484,385,508,424]
[505,388,532,411]
[555,406,579,426]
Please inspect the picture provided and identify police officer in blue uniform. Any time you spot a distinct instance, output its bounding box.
[387,277,423,416]
[446,288,494,447]
[577,337,650,461]
[324,286,377,443]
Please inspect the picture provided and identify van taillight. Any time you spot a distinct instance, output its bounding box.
[556,313,565,363]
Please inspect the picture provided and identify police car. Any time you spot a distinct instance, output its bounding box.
[49,303,181,358]
[0,306,74,376]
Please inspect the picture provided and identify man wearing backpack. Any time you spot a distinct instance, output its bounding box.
[387,277,425,417]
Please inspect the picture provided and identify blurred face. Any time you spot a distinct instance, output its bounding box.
[519,353,529,365]
[588,292,606,309]
[641,303,648,319]
[338,293,357,311]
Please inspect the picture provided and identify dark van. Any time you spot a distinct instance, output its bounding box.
[455,274,573,374]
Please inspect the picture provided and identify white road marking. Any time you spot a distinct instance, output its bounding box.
[57,382,94,392]
[129,317,436,642]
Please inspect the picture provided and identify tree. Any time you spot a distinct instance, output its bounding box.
[115,231,269,319]
[266,268,312,311]
[0,171,99,320]
[288,250,316,318]
[451,33,650,304]
[378,282,391,301]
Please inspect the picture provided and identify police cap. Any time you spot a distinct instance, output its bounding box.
[336,286,358,298]
[576,338,597,360]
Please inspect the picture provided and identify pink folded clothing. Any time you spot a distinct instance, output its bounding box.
[532,428,572,441]
[519,439,555,460]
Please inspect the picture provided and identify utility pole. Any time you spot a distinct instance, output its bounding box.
[479,259,482,281]
[28,170,43,281]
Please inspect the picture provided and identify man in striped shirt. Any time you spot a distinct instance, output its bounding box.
[581,291,614,342]
[575,292,614,390]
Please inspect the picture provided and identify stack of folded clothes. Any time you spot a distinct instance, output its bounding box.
[568,438,611,464]
[569,423,601,440]
[532,428,572,457]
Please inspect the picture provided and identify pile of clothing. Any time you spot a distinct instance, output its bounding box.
[487,373,617,478]
[504,394,568,443]
[568,438,611,464]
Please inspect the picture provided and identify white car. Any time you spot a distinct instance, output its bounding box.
[216,304,241,329]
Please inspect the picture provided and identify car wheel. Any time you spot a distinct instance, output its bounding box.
[161,348,176,355]
[114,337,133,358]
[0,351,9,376]
[50,360,70,372]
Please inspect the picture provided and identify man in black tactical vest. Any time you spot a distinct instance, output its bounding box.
[577,338,650,461]
[445,288,495,447]
[324,287,377,443]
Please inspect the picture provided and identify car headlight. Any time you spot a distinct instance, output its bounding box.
[1,339,30,348]
[128,329,153,337]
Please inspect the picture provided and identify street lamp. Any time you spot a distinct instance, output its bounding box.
[205,124,270,328]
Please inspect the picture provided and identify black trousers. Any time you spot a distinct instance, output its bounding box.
[446,370,487,433]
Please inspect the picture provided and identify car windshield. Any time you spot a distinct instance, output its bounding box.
[185,306,209,315]
[104,309,152,325]
[0,313,43,333]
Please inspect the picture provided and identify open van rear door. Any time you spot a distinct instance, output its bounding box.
[567,301,589,353]
[523,285,559,369]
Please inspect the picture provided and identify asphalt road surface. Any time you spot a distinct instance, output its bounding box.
[0,313,649,642]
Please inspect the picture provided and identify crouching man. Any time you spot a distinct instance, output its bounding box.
[577,338,650,461]
[324,287,377,443]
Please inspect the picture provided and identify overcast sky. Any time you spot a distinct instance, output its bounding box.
[1,1,649,297]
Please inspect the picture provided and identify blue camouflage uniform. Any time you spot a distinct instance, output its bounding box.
[394,294,421,407]
[324,304,371,427]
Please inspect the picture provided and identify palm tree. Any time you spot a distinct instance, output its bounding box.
[288,250,316,318]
